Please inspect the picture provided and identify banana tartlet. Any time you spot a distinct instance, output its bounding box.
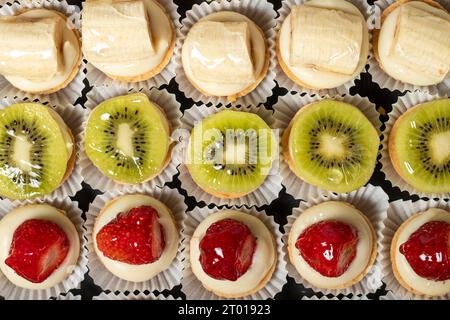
[0,8,82,94]
[288,201,377,289]
[0,204,80,290]
[190,210,277,298]
[93,194,179,282]
[391,208,450,296]
[373,0,450,86]
[82,0,176,82]
[276,0,369,90]
[181,11,269,102]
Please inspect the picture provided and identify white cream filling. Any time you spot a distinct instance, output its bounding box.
[93,194,178,282]
[190,210,276,296]
[394,208,450,296]
[288,201,374,289]
[279,0,369,89]
[0,204,80,290]
[378,2,450,86]
[4,9,80,92]
[86,0,173,78]
[182,11,266,97]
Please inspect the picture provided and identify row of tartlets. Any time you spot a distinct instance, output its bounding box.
[0,186,449,299]
[0,0,449,103]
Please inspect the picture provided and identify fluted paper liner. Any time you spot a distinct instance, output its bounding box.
[85,0,181,89]
[283,184,387,296]
[0,0,86,106]
[93,291,179,300]
[174,0,276,106]
[0,197,88,300]
[176,104,283,207]
[380,199,450,300]
[274,0,373,96]
[273,92,381,200]
[0,96,86,201]
[85,185,186,292]
[301,295,369,300]
[181,206,287,300]
[79,86,182,193]
[380,92,450,199]
[368,0,450,95]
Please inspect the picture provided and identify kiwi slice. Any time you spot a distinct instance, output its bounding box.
[389,99,450,193]
[0,103,69,199]
[85,93,170,184]
[186,110,274,198]
[285,99,379,193]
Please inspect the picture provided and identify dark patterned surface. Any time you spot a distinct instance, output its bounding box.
[63,0,412,299]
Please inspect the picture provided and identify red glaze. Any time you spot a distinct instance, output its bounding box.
[199,219,257,281]
[96,206,165,265]
[399,221,450,281]
[295,220,358,277]
[5,219,69,283]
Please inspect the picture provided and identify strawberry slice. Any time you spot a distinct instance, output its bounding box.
[199,219,257,281]
[400,221,450,281]
[5,219,70,283]
[295,220,358,277]
[96,206,166,265]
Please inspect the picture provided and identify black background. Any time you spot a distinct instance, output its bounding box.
[15,0,432,300]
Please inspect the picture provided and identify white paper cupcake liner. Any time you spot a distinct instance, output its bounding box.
[174,0,277,106]
[0,197,88,300]
[283,184,387,296]
[181,206,287,300]
[176,104,283,207]
[0,0,86,106]
[0,96,87,201]
[85,0,181,89]
[380,92,450,199]
[55,292,82,300]
[85,185,186,293]
[369,0,450,95]
[79,86,182,193]
[93,291,179,300]
[301,295,369,300]
[380,199,450,300]
[273,92,381,200]
[274,0,373,96]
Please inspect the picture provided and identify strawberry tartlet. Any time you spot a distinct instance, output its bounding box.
[0,204,80,289]
[92,194,178,282]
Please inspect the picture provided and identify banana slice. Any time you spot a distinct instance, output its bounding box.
[185,21,255,84]
[82,0,154,65]
[0,17,64,82]
[290,5,363,76]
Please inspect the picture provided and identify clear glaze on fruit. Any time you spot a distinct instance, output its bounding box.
[96,206,165,265]
[199,218,257,281]
[400,221,450,281]
[5,219,70,283]
[295,220,358,277]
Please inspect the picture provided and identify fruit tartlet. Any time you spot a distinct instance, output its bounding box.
[276,0,369,90]
[0,8,81,94]
[390,207,450,296]
[82,0,175,83]
[0,204,80,290]
[181,10,269,102]
[92,194,179,282]
[388,98,450,195]
[185,109,275,199]
[282,99,380,193]
[84,93,172,185]
[288,201,377,289]
[0,102,75,200]
[188,209,277,298]
[373,0,450,87]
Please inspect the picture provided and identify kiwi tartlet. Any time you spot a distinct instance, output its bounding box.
[282,100,379,193]
[0,103,74,199]
[389,98,450,193]
[84,93,171,184]
[186,110,275,198]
